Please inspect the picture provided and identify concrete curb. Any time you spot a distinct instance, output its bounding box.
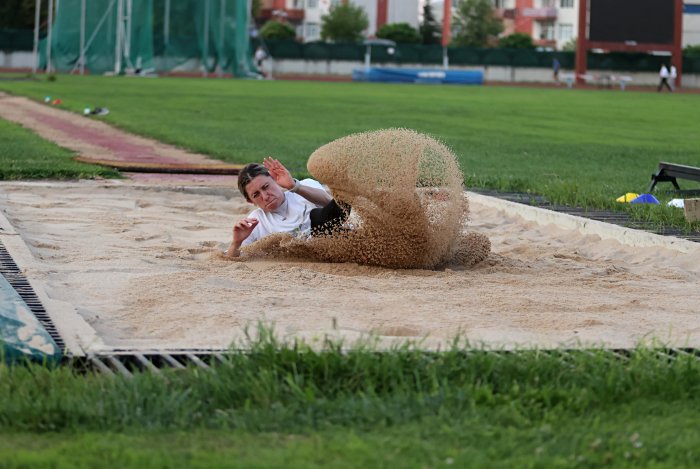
[468,192,700,254]
[0,208,106,356]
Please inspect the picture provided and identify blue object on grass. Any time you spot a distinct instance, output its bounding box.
[352,67,483,85]
[1,274,61,364]
[630,193,660,205]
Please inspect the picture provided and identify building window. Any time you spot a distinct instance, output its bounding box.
[559,23,573,41]
[539,22,555,40]
[305,22,320,40]
[560,0,574,7]
[540,0,555,7]
[308,0,318,8]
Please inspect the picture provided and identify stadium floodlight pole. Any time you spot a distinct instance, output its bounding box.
[203,0,210,77]
[46,0,54,73]
[79,0,86,75]
[441,0,451,70]
[32,0,41,74]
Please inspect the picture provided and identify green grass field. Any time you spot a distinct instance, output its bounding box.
[2,76,700,466]
[2,75,700,205]
[2,336,700,467]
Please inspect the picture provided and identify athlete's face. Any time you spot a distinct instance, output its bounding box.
[245,175,285,212]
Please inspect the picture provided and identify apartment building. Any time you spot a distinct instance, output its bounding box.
[491,0,577,50]
[258,0,419,42]
[429,1,700,51]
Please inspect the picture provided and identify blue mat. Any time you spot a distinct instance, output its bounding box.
[1,274,61,364]
[353,67,483,85]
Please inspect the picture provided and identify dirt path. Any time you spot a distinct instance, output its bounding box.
[0,92,241,181]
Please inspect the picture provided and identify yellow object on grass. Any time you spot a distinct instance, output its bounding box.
[616,193,639,203]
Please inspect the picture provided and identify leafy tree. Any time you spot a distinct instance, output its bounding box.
[376,23,420,44]
[683,44,700,56]
[0,0,41,29]
[251,0,262,20]
[260,21,296,41]
[561,38,577,51]
[498,32,534,49]
[452,0,503,47]
[419,0,441,45]
[320,3,368,42]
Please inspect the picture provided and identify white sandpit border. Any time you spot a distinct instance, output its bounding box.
[467,192,700,254]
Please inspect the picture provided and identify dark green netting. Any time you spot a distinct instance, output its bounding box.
[39,0,252,77]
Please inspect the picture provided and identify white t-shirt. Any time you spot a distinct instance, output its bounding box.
[241,178,326,247]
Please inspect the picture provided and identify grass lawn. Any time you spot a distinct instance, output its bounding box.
[2,75,699,209]
[2,403,700,468]
[0,117,119,179]
[2,338,700,467]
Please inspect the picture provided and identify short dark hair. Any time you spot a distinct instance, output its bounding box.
[238,163,270,201]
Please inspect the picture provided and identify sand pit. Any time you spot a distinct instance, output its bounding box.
[1,179,700,353]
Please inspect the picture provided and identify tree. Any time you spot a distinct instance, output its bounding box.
[320,3,368,43]
[419,0,441,45]
[0,0,41,29]
[561,38,576,51]
[498,33,534,49]
[260,21,296,41]
[251,0,262,21]
[683,44,700,56]
[376,23,421,44]
[452,0,503,47]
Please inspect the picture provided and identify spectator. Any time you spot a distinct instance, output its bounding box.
[657,64,672,92]
[552,58,561,83]
[670,63,678,90]
[254,46,268,78]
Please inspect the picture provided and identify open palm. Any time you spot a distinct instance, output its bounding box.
[263,157,295,190]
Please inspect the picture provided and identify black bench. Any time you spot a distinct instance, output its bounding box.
[648,161,700,192]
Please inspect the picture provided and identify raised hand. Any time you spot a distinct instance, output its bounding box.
[263,156,295,190]
[232,217,259,245]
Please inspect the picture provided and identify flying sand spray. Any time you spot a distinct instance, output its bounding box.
[242,129,490,269]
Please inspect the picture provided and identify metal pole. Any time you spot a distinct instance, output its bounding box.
[79,0,86,74]
[364,44,371,72]
[673,0,683,87]
[441,0,451,70]
[203,0,210,77]
[46,0,54,73]
[575,0,588,85]
[124,0,132,71]
[114,0,123,74]
[218,0,225,78]
[164,0,170,70]
[32,0,41,74]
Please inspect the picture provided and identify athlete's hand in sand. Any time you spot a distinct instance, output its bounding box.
[263,156,295,190]
[225,217,259,257]
[233,217,259,244]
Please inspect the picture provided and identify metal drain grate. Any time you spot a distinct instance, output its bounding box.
[70,350,229,376]
[70,347,700,376]
[473,190,700,243]
[0,240,66,351]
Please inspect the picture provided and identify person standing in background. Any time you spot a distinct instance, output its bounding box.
[669,63,678,90]
[552,58,561,83]
[657,64,672,92]
[254,46,268,79]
